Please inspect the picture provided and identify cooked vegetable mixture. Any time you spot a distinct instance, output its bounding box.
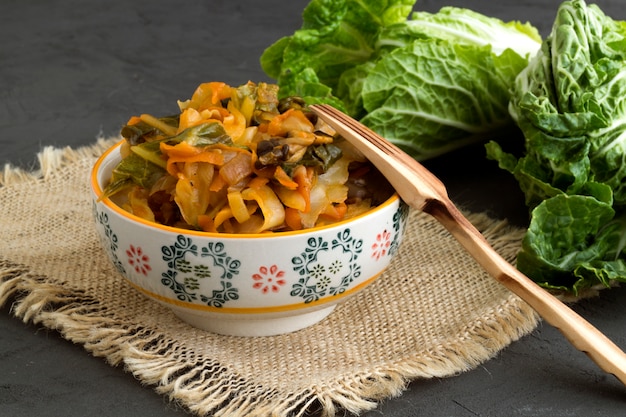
[103,81,387,233]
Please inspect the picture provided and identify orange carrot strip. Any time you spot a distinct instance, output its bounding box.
[127,115,142,125]
[160,142,224,176]
[284,207,302,231]
[274,187,307,211]
[209,82,232,105]
[267,109,314,136]
[178,108,204,131]
[224,101,247,143]
[189,82,231,110]
[293,165,313,213]
[273,166,298,190]
[199,106,230,120]
[209,173,227,192]
[320,202,347,221]
[247,176,269,189]
[197,215,216,233]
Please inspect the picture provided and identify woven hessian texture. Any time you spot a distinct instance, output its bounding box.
[0,138,539,417]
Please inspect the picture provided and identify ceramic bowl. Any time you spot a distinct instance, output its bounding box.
[90,141,408,336]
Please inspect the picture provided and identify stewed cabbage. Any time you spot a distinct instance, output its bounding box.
[102,81,388,233]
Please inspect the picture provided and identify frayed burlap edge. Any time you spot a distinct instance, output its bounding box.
[0,250,538,417]
[0,136,115,187]
[1,140,540,417]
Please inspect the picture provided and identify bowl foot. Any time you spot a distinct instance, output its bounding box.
[171,305,337,337]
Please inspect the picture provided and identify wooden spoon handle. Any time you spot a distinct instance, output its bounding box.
[426,198,626,385]
[310,103,626,384]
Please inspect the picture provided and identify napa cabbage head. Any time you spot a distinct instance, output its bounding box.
[486,0,626,295]
[261,1,542,161]
[489,0,626,207]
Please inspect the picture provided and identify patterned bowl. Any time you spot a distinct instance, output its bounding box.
[90,141,408,336]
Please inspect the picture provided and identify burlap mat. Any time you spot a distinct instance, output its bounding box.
[0,138,539,417]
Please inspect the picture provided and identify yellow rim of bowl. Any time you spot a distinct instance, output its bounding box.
[91,140,401,239]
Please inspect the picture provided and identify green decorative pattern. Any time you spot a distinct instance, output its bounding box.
[290,228,363,303]
[199,242,241,307]
[389,200,410,256]
[160,236,241,307]
[161,235,199,303]
[329,229,363,295]
[93,203,126,275]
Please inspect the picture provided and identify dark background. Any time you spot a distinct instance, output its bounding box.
[2,1,626,416]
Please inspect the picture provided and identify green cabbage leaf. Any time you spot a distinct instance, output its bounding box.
[357,39,529,160]
[376,7,541,59]
[260,0,415,107]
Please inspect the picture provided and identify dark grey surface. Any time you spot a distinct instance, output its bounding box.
[1,1,626,416]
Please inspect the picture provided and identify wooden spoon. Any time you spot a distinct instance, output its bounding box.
[310,103,626,386]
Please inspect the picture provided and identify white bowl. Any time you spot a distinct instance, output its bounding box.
[91,141,408,336]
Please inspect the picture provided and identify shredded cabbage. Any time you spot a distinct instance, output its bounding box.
[103,81,388,233]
